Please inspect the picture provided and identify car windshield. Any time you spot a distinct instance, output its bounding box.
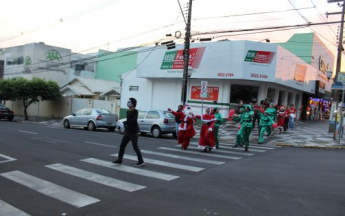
[163,111,175,118]
[96,109,111,115]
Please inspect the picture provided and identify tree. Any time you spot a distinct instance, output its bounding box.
[0,77,61,120]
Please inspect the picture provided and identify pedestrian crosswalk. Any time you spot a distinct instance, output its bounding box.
[0,171,100,208]
[0,141,280,214]
[45,163,146,192]
[0,199,30,216]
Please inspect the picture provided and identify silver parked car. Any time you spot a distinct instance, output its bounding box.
[119,110,176,138]
[63,108,118,132]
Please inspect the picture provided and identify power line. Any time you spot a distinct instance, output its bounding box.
[287,0,336,47]
[287,0,310,23]
[2,22,181,72]
[193,21,343,38]
[177,0,187,25]
[310,0,337,39]
[193,6,315,21]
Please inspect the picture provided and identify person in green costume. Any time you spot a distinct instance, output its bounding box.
[257,111,273,144]
[232,105,254,152]
[213,107,223,149]
[265,103,277,136]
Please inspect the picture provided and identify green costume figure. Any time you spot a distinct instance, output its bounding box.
[265,103,277,136]
[258,111,273,144]
[213,107,223,149]
[233,105,254,152]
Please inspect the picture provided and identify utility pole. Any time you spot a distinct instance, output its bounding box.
[328,0,345,139]
[181,0,193,105]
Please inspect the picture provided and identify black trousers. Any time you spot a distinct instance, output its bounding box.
[118,132,144,162]
[252,114,260,129]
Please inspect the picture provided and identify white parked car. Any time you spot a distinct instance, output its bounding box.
[63,108,118,132]
[118,110,176,138]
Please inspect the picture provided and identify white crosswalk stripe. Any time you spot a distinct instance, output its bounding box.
[141,150,225,165]
[0,171,100,208]
[190,142,266,153]
[0,199,30,216]
[81,158,179,181]
[219,142,275,150]
[220,141,278,149]
[45,163,146,192]
[182,146,254,156]
[0,153,17,164]
[158,147,242,160]
[115,155,204,172]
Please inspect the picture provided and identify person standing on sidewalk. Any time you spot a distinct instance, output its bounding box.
[213,107,223,149]
[288,104,297,130]
[113,98,145,167]
[174,105,183,139]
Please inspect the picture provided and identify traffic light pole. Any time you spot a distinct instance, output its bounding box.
[330,0,345,139]
[181,0,193,105]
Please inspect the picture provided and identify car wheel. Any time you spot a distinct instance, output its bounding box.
[152,126,162,138]
[63,120,70,128]
[140,132,147,136]
[108,127,115,132]
[8,118,13,122]
[88,121,96,131]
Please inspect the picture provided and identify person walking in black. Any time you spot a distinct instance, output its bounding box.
[113,98,145,167]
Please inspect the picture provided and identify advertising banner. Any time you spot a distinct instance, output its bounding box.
[242,41,277,82]
[191,86,219,101]
[136,41,242,79]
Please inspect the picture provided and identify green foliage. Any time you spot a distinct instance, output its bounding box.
[0,77,61,119]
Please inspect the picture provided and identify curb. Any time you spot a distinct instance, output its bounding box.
[274,143,345,150]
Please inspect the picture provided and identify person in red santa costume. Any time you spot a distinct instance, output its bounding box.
[168,105,196,150]
[196,107,217,152]
[277,106,288,133]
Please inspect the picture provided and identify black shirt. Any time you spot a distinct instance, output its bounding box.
[124,109,140,134]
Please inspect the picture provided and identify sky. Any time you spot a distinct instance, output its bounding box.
[0,0,343,55]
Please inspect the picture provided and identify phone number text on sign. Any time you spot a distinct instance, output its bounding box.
[251,73,268,79]
[217,73,234,77]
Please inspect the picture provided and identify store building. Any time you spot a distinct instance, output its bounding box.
[119,33,334,119]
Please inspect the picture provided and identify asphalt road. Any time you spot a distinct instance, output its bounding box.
[0,121,344,216]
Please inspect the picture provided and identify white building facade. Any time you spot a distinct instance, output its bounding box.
[118,36,335,119]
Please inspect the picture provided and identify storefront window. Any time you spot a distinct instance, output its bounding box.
[230,85,258,104]
[267,88,275,102]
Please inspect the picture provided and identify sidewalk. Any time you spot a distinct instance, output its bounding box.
[195,120,345,149]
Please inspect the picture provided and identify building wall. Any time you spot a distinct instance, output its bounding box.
[4,43,71,86]
[5,97,118,119]
[120,71,304,119]
[96,49,137,82]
